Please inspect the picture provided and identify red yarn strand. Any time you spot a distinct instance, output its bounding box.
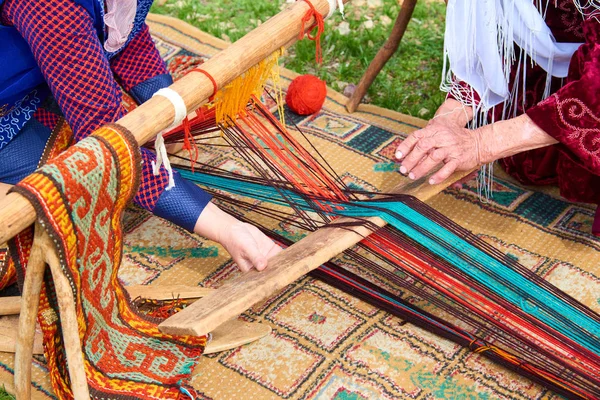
[192,68,218,102]
[298,0,325,64]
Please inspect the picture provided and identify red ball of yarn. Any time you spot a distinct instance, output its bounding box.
[286,74,327,115]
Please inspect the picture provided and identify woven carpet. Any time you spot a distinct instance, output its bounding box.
[1,14,599,399]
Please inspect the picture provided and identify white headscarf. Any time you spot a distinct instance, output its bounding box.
[440,0,594,111]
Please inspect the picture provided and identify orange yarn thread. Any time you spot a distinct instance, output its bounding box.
[299,0,325,64]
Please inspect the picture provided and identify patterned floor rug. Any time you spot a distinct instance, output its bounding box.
[1,13,599,400]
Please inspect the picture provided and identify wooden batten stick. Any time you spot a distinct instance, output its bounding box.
[159,171,470,337]
[203,319,271,355]
[14,224,46,400]
[125,284,215,301]
[0,0,348,245]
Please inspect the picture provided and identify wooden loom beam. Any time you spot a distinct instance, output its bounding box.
[0,0,349,245]
[159,171,469,336]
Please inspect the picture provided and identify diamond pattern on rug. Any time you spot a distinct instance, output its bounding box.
[542,261,600,313]
[379,318,464,359]
[552,206,597,240]
[220,331,325,398]
[299,111,367,142]
[266,289,365,351]
[305,363,397,400]
[342,326,451,398]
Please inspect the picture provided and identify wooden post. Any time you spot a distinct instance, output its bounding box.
[44,238,90,399]
[14,224,90,399]
[346,0,418,113]
[14,224,47,400]
[0,0,348,245]
[159,170,471,337]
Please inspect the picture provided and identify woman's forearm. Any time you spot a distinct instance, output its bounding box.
[477,114,558,164]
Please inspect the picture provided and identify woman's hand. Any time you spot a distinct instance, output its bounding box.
[395,110,558,186]
[395,118,483,185]
[217,221,282,272]
[193,202,282,272]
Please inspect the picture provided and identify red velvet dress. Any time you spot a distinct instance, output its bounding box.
[463,1,600,234]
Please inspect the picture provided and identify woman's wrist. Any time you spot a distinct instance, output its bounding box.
[432,99,474,127]
[193,201,239,244]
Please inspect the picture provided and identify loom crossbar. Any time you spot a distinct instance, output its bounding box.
[158,172,469,336]
[0,0,348,245]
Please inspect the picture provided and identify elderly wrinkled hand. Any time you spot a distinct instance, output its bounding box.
[395,118,483,185]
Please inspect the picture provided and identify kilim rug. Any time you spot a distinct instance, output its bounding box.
[1,13,598,400]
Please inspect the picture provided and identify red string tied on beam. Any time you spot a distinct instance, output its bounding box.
[192,68,218,103]
[298,0,325,64]
[174,68,219,170]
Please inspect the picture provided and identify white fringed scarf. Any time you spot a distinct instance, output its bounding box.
[440,0,599,197]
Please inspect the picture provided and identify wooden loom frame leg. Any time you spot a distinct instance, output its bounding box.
[345,0,418,113]
[14,224,45,400]
[43,236,90,399]
[14,224,90,400]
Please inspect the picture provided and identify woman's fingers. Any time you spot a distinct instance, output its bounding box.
[395,128,429,160]
[428,159,459,185]
[398,136,437,175]
[396,120,482,185]
[409,148,448,180]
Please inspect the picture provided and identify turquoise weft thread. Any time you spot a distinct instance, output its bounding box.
[178,169,600,355]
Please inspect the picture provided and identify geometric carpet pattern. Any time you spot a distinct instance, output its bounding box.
[0,14,598,399]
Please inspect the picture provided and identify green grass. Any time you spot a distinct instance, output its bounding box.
[151,0,446,119]
[0,386,15,400]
